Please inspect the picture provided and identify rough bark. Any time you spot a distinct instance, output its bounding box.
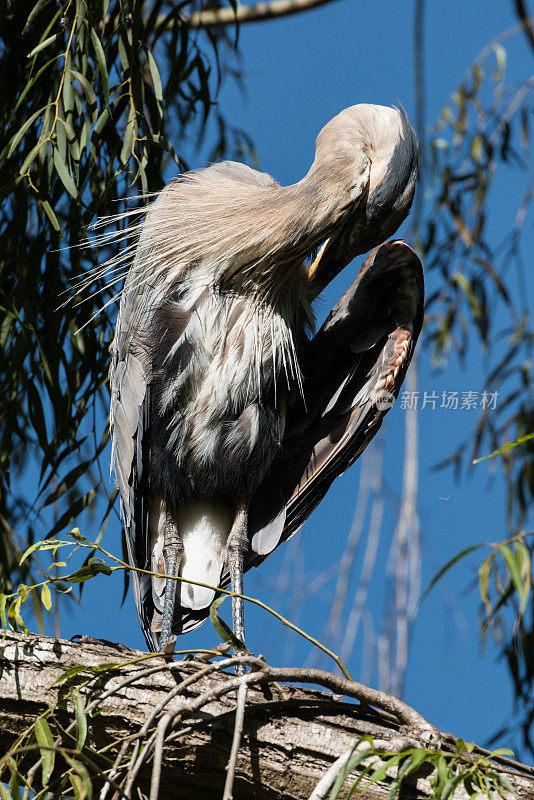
[0,631,532,800]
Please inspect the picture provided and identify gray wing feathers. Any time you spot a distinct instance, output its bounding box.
[250,498,287,556]
[110,278,153,645]
[111,351,148,510]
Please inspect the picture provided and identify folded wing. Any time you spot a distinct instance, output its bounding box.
[242,240,424,575]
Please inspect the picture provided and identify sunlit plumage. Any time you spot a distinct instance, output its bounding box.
[109,103,424,656]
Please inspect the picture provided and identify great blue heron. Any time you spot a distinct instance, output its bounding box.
[110,103,424,659]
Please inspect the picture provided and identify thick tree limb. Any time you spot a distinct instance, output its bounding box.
[0,631,533,800]
[183,0,340,29]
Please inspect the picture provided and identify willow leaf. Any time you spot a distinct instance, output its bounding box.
[53,148,78,199]
[7,107,46,157]
[90,29,109,104]
[473,433,534,464]
[27,33,58,59]
[34,717,55,786]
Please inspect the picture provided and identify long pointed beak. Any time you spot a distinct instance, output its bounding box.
[307,238,330,281]
[306,220,359,294]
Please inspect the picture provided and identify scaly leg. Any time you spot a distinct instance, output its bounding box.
[226,501,249,674]
[160,516,184,653]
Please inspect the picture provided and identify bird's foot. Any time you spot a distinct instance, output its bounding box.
[161,635,177,656]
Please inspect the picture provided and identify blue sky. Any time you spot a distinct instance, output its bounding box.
[30,0,534,760]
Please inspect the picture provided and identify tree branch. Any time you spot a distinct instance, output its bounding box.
[1,631,533,800]
[182,0,340,29]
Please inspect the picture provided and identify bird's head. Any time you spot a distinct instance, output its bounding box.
[308,103,418,289]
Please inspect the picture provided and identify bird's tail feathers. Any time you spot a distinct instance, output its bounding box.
[150,501,232,615]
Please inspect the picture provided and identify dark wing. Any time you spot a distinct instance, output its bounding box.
[245,239,424,569]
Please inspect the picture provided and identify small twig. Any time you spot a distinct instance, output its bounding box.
[149,713,172,800]
[124,730,158,797]
[467,741,534,778]
[223,681,248,800]
[99,739,129,800]
[138,656,241,737]
[308,749,352,800]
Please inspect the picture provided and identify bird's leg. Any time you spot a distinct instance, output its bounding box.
[160,516,184,653]
[226,501,249,674]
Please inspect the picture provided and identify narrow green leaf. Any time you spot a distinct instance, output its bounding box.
[498,775,517,794]
[494,42,506,79]
[442,773,463,800]
[54,660,123,686]
[19,138,48,174]
[14,54,61,112]
[146,48,163,104]
[54,665,91,684]
[53,148,78,199]
[420,544,484,605]
[329,744,373,800]
[93,106,111,136]
[69,772,86,800]
[71,689,88,749]
[40,460,92,508]
[473,433,534,464]
[9,595,29,635]
[20,540,58,564]
[120,123,134,165]
[71,69,97,107]
[41,200,60,231]
[0,592,9,633]
[436,755,450,788]
[398,748,431,779]
[478,554,492,611]
[64,756,92,800]
[209,596,247,653]
[27,33,58,59]
[23,0,52,32]
[90,29,109,104]
[514,541,531,586]
[13,611,29,635]
[488,747,514,758]
[80,113,91,149]
[56,114,67,161]
[34,717,55,786]
[365,758,395,785]
[65,562,112,583]
[41,583,52,612]
[63,64,75,116]
[7,107,45,157]
[8,764,21,800]
[497,544,528,611]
